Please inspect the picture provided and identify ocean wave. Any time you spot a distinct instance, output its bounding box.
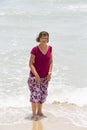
[48,85,87,107]
[0,4,87,18]
[0,103,87,127]
[57,4,87,11]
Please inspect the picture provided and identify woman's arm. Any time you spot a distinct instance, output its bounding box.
[29,54,38,76]
[29,54,40,83]
[46,53,53,82]
[48,52,53,75]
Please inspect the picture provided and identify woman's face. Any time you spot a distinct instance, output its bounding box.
[40,35,48,44]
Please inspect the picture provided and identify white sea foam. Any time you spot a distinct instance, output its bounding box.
[0,0,87,126]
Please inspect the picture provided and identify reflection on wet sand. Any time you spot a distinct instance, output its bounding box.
[32,120,43,130]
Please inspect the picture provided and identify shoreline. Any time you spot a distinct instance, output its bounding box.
[0,102,87,130]
[0,116,87,130]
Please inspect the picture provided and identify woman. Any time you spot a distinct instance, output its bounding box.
[27,31,53,121]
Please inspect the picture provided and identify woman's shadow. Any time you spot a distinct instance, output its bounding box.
[32,120,43,130]
[25,115,47,130]
[25,113,47,130]
[25,113,47,121]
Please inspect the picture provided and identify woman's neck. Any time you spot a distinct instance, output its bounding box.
[39,43,47,48]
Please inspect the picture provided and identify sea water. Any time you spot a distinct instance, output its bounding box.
[0,0,87,126]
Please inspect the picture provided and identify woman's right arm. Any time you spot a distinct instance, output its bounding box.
[29,54,38,76]
[29,54,40,83]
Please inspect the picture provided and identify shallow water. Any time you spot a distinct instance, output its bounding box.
[0,0,87,126]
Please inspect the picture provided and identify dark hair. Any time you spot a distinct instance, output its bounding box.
[36,31,49,42]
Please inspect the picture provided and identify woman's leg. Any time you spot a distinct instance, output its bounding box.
[37,79,48,116]
[32,102,37,117]
[37,103,42,115]
[28,76,40,120]
[31,102,39,120]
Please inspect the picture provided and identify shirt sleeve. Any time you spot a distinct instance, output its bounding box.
[50,46,52,53]
[30,47,36,56]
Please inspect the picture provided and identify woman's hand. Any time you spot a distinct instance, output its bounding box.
[35,74,40,84]
[45,73,51,82]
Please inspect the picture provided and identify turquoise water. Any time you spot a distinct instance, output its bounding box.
[0,0,87,125]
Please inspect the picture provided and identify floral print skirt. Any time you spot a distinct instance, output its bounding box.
[27,74,49,104]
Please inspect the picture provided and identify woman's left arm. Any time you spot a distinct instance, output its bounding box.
[48,53,53,75]
[46,53,53,82]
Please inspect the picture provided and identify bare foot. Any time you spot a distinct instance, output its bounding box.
[31,115,39,121]
[37,112,46,117]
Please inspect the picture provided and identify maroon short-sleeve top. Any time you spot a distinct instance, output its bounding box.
[30,45,52,78]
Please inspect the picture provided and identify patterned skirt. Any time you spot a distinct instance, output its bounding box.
[27,74,49,104]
